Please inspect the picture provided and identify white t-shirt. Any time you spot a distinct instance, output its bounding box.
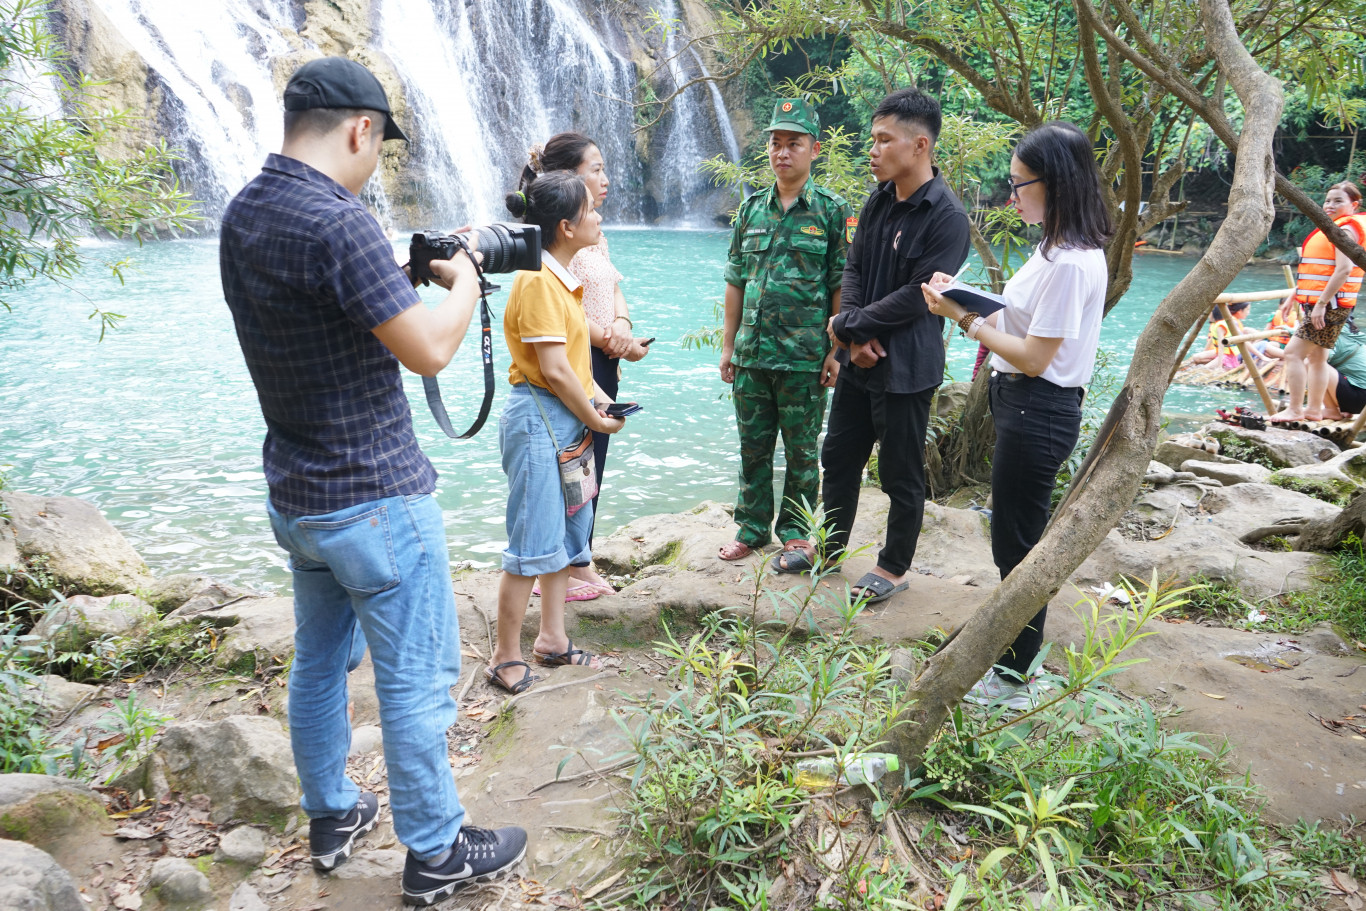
[989,244,1108,388]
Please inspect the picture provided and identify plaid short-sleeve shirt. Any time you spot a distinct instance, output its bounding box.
[220,154,436,516]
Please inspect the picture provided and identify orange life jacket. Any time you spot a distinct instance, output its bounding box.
[1296,213,1366,308]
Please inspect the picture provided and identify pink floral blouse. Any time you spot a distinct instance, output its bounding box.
[569,234,624,330]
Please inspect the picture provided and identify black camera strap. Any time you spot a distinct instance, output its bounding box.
[421,237,496,440]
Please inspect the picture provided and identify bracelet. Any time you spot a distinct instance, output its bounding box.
[966,317,986,340]
[614,315,633,329]
[956,312,980,334]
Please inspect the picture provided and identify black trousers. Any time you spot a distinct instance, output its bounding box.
[988,372,1083,678]
[820,375,935,577]
[572,346,619,567]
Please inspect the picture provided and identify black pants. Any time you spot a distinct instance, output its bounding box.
[572,346,619,567]
[988,372,1083,678]
[820,375,935,577]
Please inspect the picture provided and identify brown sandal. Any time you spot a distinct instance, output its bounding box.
[485,661,538,694]
[718,540,755,561]
[532,640,596,667]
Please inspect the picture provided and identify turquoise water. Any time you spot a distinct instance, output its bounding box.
[0,232,1286,590]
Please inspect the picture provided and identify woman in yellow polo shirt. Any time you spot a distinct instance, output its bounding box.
[486,170,627,695]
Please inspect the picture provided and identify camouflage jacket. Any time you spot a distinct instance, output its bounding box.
[723,179,852,371]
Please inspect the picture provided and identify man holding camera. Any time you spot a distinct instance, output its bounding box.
[219,57,525,905]
[718,98,851,571]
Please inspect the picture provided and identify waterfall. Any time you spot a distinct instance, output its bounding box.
[376,0,646,226]
[89,0,305,215]
[57,0,739,225]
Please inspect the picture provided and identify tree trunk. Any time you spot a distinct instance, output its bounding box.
[881,0,1283,768]
[1295,494,1366,553]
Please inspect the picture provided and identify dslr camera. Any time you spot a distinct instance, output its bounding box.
[409,223,541,286]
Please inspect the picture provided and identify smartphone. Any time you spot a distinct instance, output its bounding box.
[604,402,643,418]
[640,337,656,347]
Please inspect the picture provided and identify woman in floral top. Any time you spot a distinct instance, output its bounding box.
[516,132,649,599]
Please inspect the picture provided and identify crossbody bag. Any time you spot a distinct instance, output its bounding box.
[527,384,597,517]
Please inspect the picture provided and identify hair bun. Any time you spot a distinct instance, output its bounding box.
[504,189,529,218]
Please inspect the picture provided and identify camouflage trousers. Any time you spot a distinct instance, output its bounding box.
[732,366,829,547]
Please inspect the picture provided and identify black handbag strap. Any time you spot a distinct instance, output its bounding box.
[421,238,496,440]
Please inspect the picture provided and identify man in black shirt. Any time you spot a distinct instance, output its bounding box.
[822,88,971,603]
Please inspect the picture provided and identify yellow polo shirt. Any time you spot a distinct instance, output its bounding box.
[504,253,595,399]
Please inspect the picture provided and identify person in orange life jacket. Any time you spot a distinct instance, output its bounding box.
[1270,181,1366,422]
[1186,300,1253,368]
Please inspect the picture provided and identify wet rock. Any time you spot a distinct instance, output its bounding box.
[215,825,268,866]
[149,856,214,908]
[228,882,269,911]
[0,491,149,596]
[32,593,156,650]
[1203,423,1339,468]
[1183,459,1272,486]
[25,676,99,716]
[156,716,299,826]
[0,838,84,911]
[1270,447,1366,500]
[0,774,109,853]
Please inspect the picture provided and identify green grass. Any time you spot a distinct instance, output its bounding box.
[1270,536,1366,642]
[603,569,1347,910]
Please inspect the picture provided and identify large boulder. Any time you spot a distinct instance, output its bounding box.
[0,775,109,854]
[32,594,156,650]
[1199,482,1341,540]
[1269,447,1366,502]
[24,676,100,716]
[1202,423,1339,468]
[1152,432,1224,470]
[1073,524,1321,600]
[1,492,148,596]
[141,575,258,615]
[155,716,299,826]
[1182,459,1273,486]
[161,595,295,672]
[0,838,84,911]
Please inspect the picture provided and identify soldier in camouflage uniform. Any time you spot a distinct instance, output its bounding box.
[718,98,853,570]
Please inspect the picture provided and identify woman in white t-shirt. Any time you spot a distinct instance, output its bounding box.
[922,121,1113,706]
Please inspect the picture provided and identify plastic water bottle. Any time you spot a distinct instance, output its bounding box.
[794,752,900,789]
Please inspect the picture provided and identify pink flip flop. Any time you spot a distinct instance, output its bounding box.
[532,580,603,602]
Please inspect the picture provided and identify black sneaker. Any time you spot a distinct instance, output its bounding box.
[401,825,528,906]
[309,792,379,871]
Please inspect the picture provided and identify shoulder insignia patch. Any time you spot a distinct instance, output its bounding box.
[800,225,824,236]
[845,216,858,244]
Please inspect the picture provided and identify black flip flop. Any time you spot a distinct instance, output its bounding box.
[485,660,538,694]
[770,542,816,575]
[851,572,909,605]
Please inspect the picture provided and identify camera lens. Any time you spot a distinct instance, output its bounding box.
[459,223,541,274]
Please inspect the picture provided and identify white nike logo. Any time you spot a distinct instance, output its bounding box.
[423,863,474,881]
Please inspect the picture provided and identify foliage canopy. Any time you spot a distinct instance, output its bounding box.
[0,0,198,336]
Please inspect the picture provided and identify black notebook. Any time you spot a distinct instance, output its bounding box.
[942,281,1008,318]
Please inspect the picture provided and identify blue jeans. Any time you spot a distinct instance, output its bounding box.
[268,493,464,861]
[499,384,594,575]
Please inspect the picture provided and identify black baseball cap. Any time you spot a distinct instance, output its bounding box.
[283,57,408,142]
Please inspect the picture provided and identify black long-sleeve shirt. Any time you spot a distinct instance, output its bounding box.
[833,170,971,394]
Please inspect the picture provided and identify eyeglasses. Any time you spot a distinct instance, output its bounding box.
[1007,177,1043,199]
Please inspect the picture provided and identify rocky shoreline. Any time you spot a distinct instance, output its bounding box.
[3,422,1366,909]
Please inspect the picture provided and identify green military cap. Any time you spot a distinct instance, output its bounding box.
[765,98,819,136]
